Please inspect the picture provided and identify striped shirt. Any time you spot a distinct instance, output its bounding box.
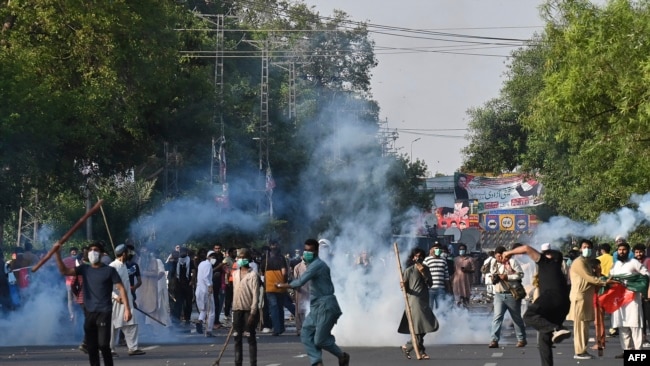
[423,256,449,289]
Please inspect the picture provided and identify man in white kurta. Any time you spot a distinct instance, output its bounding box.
[609,242,649,353]
[110,244,145,356]
[195,250,216,336]
[144,256,171,329]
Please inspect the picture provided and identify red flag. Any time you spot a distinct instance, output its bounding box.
[598,283,635,313]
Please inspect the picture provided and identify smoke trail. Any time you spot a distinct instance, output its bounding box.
[533,197,649,245]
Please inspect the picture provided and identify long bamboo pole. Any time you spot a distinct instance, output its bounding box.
[97,196,115,253]
[393,242,422,360]
[31,200,104,272]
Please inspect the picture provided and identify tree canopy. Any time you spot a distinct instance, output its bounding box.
[0,0,430,251]
[463,0,650,223]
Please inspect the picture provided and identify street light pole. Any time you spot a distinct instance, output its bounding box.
[410,137,421,162]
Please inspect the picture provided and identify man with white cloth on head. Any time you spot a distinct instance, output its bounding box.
[609,241,649,358]
[195,250,217,337]
[110,244,145,356]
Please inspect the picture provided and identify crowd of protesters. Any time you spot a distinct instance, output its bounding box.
[2,234,650,366]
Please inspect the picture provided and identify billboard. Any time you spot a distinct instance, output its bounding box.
[454,173,544,212]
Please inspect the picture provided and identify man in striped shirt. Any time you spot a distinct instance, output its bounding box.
[423,242,450,309]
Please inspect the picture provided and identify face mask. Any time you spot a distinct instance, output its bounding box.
[434,248,441,256]
[88,251,101,264]
[416,257,424,263]
[441,253,448,259]
[459,250,466,256]
[209,258,216,265]
[303,251,315,263]
[237,258,249,267]
[581,248,592,257]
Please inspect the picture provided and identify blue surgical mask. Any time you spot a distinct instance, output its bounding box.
[459,250,466,256]
[581,248,592,258]
[303,251,315,263]
[237,258,249,267]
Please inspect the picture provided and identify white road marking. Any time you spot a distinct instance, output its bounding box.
[484,363,498,366]
[141,345,160,351]
[491,352,503,357]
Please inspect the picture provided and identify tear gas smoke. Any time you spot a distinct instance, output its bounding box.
[295,111,491,346]
[129,197,263,246]
[533,194,650,246]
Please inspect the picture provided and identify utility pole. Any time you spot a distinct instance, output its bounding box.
[411,137,421,163]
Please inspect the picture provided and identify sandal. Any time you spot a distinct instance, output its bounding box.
[420,353,430,360]
[400,346,412,360]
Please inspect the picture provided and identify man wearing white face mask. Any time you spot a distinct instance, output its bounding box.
[567,239,610,360]
[195,250,216,337]
[55,241,131,366]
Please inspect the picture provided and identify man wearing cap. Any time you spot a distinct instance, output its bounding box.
[195,250,217,337]
[55,241,131,366]
[109,244,145,356]
[232,248,262,366]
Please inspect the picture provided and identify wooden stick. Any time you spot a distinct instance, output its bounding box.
[97,196,115,253]
[393,242,422,360]
[31,200,104,272]
[212,326,234,366]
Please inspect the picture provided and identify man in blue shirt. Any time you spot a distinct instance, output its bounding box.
[276,239,349,366]
[56,241,131,366]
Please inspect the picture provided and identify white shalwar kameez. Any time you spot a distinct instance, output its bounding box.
[195,259,215,328]
[109,259,139,352]
[610,258,649,350]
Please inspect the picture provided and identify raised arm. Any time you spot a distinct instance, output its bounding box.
[55,249,76,277]
[504,244,541,263]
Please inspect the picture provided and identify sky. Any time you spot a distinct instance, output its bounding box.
[302,0,547,176]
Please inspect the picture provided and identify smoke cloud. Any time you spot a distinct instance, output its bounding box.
[533,197,650,246]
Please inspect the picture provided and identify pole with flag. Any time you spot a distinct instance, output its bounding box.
[265,167,275,217]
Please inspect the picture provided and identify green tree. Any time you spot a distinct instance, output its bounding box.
[523,0,650,219]
[462,98,524,174]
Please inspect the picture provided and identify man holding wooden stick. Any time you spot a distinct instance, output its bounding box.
[55,241,131,366]
[397,247,438,360]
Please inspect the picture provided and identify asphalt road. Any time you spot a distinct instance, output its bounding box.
[0,325,632,366]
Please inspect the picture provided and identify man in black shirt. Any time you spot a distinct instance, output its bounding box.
[56,241,131,366]
[503,244,571,366]
[173,246,195,324]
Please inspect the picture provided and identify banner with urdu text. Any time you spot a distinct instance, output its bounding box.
[453,173,544,212]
